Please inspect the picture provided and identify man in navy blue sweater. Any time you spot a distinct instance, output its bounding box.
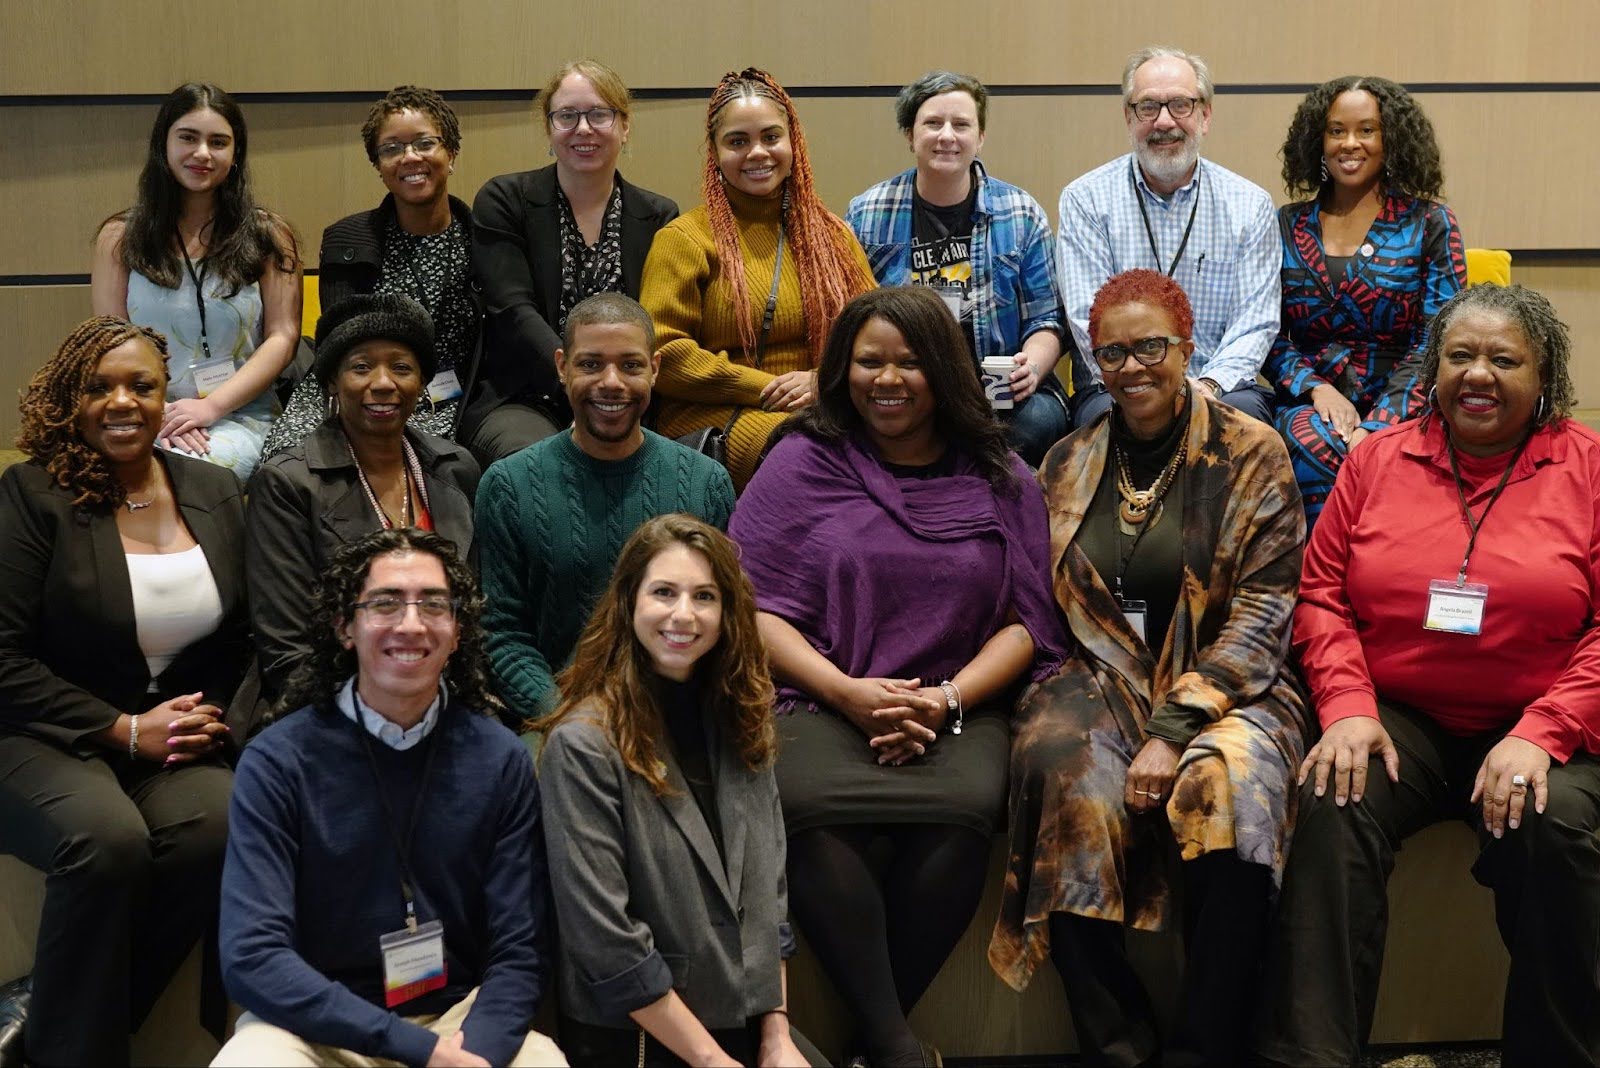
[215,529,564,1067]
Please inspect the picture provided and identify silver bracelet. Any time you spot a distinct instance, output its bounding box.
[938,681,964,736]
[128,714,140,760]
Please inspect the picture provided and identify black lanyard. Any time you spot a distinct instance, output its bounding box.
[1446,430,1532,586]
[356,705,444,932]
[1130,159,1201,278]
[177,234,213,361]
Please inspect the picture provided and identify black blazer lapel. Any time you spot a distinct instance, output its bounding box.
[86,504,141,681]
[525,167,564,327]
[618,175,656,295]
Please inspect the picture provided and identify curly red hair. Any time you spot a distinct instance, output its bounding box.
[1088,269,1195,345]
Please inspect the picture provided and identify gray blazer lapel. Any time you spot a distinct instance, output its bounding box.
[710,718,749,908]
[656,746,738,911]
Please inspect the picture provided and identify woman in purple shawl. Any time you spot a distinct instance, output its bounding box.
[728,285,1067,1067]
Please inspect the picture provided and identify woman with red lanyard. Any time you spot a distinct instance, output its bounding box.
[245,294,481,719]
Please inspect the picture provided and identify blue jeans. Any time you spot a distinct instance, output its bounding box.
[1002,382,1071,467]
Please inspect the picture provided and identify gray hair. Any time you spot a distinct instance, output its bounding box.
[1121,46,1214,105]
[895,70,989,133]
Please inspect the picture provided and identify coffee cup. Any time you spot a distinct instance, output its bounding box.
[980,357,1015,410]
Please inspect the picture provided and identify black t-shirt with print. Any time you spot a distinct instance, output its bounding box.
[910,176,979,359]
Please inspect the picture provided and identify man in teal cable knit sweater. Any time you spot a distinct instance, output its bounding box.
[475,294,734,721]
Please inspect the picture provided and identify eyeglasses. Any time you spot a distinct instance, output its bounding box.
[375,136,445,162]
[1128,97,1202,122]
[1092,335,1184,372]
[549,107,620,132]
[352,596,459,624]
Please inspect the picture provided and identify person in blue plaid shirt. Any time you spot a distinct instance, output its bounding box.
[847,71,1070,466]
[1058,47,1279,430]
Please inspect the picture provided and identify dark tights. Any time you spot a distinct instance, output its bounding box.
[1048,852,1272,1068]
[785,823,990,1067]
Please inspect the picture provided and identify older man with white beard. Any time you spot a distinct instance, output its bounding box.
[1058,46,1278,429]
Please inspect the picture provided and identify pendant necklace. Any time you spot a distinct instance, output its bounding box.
[1114,435,1187,534]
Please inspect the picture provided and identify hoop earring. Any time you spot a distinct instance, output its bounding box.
[1535,394,1547,424]
[1319,158,1329,183]
[326,394,340,418]
[1426,385,1438,409]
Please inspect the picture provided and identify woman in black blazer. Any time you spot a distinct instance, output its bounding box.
[246,295,479,715]
[469,58,678,463]
[262,85,483,458]
[536,515,814,1068]
[0,317,248,1066]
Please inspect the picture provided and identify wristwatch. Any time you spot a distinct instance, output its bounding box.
[1200,377,1221,396]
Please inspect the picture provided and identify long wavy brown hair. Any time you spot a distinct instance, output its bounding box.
[703,67,873,365]
[534,514,776,795]
[16,316,170,509]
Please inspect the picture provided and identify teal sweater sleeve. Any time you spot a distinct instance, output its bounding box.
[477,461,560,719]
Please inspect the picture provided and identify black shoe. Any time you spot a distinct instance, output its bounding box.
[0,975,28,1068]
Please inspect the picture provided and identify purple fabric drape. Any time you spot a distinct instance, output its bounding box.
[728,431,1068,707]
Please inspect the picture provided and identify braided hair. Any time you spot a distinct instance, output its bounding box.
[702,68,872,365]
[16,316,170,510]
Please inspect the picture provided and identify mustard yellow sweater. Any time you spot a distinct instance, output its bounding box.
[640,187,873,487]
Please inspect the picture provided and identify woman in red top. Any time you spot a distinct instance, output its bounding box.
[1255,283,1600,1067]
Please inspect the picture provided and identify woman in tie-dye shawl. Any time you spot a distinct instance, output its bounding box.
[988,269,1310,1067]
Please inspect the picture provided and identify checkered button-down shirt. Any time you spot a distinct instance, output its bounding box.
[847,162,1063,359]
[1057,154,1279,392]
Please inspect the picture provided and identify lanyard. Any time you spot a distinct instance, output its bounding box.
[1130,159,1201,278]
[347,435,431,530]
[1446,430,1531,586]
[357,714,444,932]
[177,234,213,361]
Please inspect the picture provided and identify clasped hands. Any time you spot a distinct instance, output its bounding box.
[1300,716,1551,837]
[758,370,816,413]
[835,677,946,766]
[132,691,230,765]
[159,396,223,456]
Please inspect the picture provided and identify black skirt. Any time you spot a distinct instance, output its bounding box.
[773,702,1009,836]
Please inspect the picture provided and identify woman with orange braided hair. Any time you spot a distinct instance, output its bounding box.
[640,68,876,489]
[0,317,249,1065]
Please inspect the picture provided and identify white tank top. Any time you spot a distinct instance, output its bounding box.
[125,545,225,688]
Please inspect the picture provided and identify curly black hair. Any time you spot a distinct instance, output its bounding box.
[359,85,462,165]
[1420,283,1575,430]
[771,285,1019,493]
[1280,76,1444,202]
[271,528,503,724]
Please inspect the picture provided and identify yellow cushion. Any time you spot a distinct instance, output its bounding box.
[301,274,321,338]
[1465,248,1512,287]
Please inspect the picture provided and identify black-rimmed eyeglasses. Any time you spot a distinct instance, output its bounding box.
[1127,97,1201,122]
[1092,335,1185,372]
[550,107,620,132]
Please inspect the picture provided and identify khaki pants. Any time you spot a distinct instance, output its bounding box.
[211,987,567,1067]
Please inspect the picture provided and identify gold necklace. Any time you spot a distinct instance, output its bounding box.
[1114,436,1188,527]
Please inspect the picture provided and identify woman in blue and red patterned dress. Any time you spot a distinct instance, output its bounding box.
[1268,75,1466,526]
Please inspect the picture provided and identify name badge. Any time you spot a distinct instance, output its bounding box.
[922,282,963,323]
[191,356,235,398]
[1119,597,1148,643]
[427,369,464,405]
[379,919,447,1007]
[1424,579,1488,635]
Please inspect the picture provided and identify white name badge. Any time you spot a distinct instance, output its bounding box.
[379,919,447,1007]
[1119,597,1148,643]
[191,356,235,398]
[427,369,464,405]
[1424,579,1488,635]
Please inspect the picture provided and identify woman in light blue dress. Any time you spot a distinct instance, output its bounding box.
[92,82,301,480]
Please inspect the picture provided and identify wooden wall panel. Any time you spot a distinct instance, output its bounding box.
[2,91,1597,279]
[5,0,1600,94]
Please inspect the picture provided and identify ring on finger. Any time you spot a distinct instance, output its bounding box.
[1511,774,1527,788]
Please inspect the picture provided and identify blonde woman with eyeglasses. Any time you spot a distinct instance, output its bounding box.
[468,60,679,464]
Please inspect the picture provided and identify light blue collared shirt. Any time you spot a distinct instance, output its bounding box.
[336,676,445,751]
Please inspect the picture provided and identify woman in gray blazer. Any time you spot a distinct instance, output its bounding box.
[535,515,812,1067]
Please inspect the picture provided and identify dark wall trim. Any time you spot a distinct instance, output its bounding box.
[4,82,1600,108]
[6,254,1598,289]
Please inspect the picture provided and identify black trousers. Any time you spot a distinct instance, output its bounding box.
[559,1015,826,1068]
[0,733,232,1067]
[1254,701,1600,1067]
